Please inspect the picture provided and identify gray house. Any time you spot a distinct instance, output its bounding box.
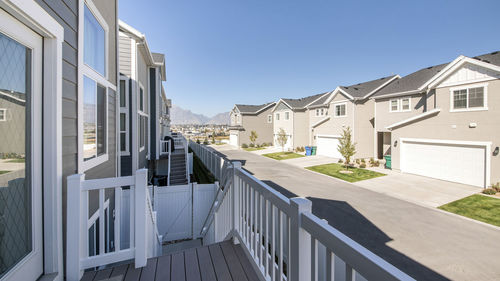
[0,0,118,280]
[229,102,275,147]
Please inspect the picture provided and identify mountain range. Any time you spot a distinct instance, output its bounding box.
[171,105,230,125]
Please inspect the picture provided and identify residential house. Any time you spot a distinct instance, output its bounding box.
[0,0,118,279]
[307,75,399,159]
[372,51,500,187]
[272,93,330,150]
[229,102,275,147]
[118,21,166,176]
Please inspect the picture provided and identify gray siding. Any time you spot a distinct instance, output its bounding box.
[119,34,132,76]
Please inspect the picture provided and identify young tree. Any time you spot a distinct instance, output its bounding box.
[249,130,258,145]
[276,128,288,152]
[337,126,356,170]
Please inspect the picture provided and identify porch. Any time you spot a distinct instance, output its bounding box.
[80,241,259,281]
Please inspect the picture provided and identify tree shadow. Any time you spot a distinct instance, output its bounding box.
[263,179,450,281]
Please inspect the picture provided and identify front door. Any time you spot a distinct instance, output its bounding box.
[0,8,43,281]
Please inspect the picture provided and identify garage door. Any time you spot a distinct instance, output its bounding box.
[229,133,238,147]
[401,139,487,187]
[316,135,342,159]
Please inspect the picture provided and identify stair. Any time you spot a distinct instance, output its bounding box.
[169,149,188,185]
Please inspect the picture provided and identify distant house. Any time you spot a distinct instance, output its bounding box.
[229,102,275,147]
[372,51,500,187]
[307,75,398,159]
[272,93,330,150]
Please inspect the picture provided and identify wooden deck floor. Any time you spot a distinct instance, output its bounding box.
[80,241,261,281]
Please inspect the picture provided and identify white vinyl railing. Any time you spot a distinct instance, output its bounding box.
[66,169,162,281]
[190,142,415,281]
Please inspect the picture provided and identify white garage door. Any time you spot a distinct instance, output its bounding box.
[316,135,342,159]
[401,139,487,187]
[229,133,238,147]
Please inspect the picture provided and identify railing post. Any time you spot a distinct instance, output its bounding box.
[135,169,148,268]
[290,197,313,281]
[66,174,85,281]
[232,162,241,239]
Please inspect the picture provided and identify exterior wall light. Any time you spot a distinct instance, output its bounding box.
[494,147,499,156]
[394,140,397,147]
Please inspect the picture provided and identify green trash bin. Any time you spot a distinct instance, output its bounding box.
[384,155,391,169]
[311,146,317,155]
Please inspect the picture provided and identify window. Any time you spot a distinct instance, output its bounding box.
[390,97,411,112]
[84,3,106,76]
[315,108,325,116]
[139,86,144,112]
[276,113,280,121]
[315,109,320,116]
[139,115,147,151]
[237,115,240,123]
[267,114,272,123]
[119,79,129,155]
[320,108,324,116]
[334,103,346,117]
[83,76,107,161]
[452,86,486,111]
[390,99,399,112]
[285,112,290,120]
[0,109,6,121]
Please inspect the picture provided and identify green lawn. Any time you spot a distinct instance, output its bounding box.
[263,152,304,160]
[7,158,25,163]
[243,147,265,151]
[0,171,10,175]
[306,163,386,182]
[439,195,500,227]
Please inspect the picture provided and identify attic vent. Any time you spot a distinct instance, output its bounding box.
[426,66,433,69]
[353,87,359,90]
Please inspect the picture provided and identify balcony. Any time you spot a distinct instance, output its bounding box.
[66,138,414,281]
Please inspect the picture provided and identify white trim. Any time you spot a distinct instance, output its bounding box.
[401,97,411,112]
[389,97,411,112]
[372,89,422,100]
[83,0,109,80]
[325,87,354,103]
[138,111,147,152]
[333,102,347,118]
[449,83,488,113]
[312,116,330,128]
[316,134,341,138]
[386,108,441,130]
[304,91,332,108]
[271,99,293,112]
[389,98,399,112]
[119,76,130,156]
[284,111,290,120]
[400,137,491,187]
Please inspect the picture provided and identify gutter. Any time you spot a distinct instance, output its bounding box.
[386,108,441,130]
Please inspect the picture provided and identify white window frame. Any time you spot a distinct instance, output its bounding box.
[315,109,320,116]
[389,97,411,112]
[334,102,347,117]
[389,99,400,112]
[0,108,6,121]
[449,83,488,112]
[285,111,290,120]
[119,76,129,156]
[79,0,114,172]
[139,112,147,152]
[276,113,280,121]
[267,114,272,123]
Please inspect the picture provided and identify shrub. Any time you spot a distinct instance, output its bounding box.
[360,163,366,168]
[196,139,201,144]
[369,157,375,164]
[249,143,255,147]
[241,143,248,148]
[361,158,365,163]
[262,143,268,147]
[374,160,380,167]
[338,159,343,163]
[492,182,500,192]
[355,159,360,164]
[483,188,497,195]
[267,142,273,146]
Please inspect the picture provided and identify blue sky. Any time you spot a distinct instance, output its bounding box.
[119,0,500,116]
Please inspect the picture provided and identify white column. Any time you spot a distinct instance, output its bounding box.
[290,197,313,281]
[66,173,85,281]
[134,169,148,268]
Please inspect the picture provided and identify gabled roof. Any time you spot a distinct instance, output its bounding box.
[308,92,332,108]
[234,102,276,114]
[152,52,167,81]
[373,51,500,99]
[280,92,330,110]
[339,75,399,99]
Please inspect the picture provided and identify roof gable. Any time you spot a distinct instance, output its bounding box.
[235,102,276,114]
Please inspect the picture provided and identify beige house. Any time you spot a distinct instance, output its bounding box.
[272,93,330,150]
[229,102,275,147]
[372,51,500,187]
[307,76,399,159]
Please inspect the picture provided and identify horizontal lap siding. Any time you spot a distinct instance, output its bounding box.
[119,35,132,77]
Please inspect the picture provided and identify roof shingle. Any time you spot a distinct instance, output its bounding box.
[235,102,275,114]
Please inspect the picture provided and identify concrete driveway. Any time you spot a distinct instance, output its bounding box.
[212,145,500,281]
[353,169,481,207]
[282,154,338,168]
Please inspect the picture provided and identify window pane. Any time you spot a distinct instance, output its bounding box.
[402,98,410,110]
[468,87,484,108]
[140,116,144,148]
[83,76,96,160]
[285,112,289,120]
[120,113,126,131]
[391,100,398,111]
[84,4,105,76]
[140,88,144,111]
[453,89,467,109]
[120,133,126,151]
[119,80,126,107]
[276,113,279,120]
[341,104,346,115]
[96,84,106,156]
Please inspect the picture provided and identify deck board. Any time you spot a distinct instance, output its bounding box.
[83,241,261,281]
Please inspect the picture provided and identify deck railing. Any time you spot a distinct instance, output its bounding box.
[66,169,162,281]
[189,141,415,281]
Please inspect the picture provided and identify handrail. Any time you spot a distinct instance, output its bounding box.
[189,140,415,281]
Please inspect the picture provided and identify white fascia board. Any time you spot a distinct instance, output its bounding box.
[119,19,155,66]
[386,108,441,130]
[312,116,330,128]
[420,56,465,90]
[271,99,292,112]
[400,137,492,147]
[361,75,401,99]
[304,91,332,108]
[254,102,276,114]
[325,87,354,103]
[372,89,423,100]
